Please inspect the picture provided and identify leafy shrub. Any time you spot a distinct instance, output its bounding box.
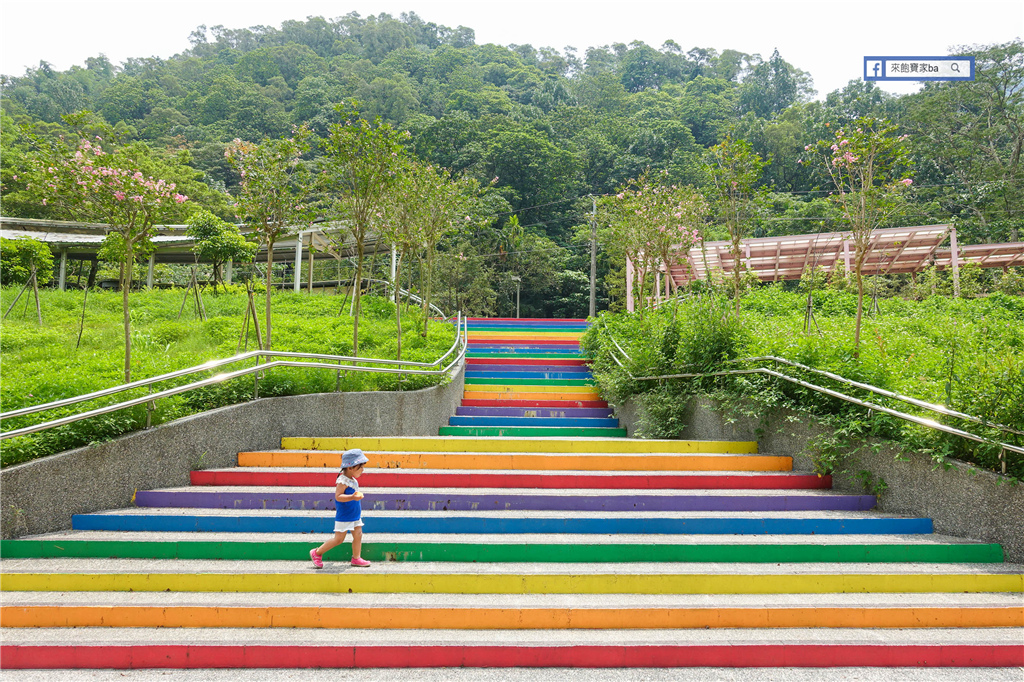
[0,237,54,286]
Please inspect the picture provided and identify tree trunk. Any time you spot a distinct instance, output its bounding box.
[352,238,365,356]
[422,248,433,336]
[265,237,274,350]
[394,252,403,361]
[122,248,133,383]
[853,254,865,358]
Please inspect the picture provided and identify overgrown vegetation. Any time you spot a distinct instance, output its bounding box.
[0,287,456,468]
[582,287,1024,480]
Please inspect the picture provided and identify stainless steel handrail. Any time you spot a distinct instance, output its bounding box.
[1,313,465,422]
[364,278,446,318]
[600,324,1022,439]
[597,324,1023,471]
[0,315,468,440]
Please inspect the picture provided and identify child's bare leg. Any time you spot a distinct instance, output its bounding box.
[314,531,347,558]
[351,526,363,559]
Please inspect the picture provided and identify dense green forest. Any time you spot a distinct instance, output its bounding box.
[1,12,1021,317]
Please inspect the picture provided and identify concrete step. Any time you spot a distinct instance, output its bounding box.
[130,487,878,512]
[7,590,1020,608]
[275,436,759,454]
[455,407,613,418]
[4,600,1020,630]
[447,417,620,428]
[462,398,608,407]
[190,467,828,489]
[1,531,1003,563]
[72,510,933,535]
[438,426,628,437]
[243,451,777,471]
[2,628,1021,669]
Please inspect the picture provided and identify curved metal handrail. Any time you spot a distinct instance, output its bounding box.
[1,314,465,422]
[364,278,446,318]
[0,315,468,441]
[596,324,1023,472]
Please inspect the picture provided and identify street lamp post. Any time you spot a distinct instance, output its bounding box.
[511,275,521,318]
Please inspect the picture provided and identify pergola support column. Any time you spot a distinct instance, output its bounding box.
[950,227,960,297]
[293,234,303,293]
[146,254,155,289]
[58,248,68,291]
[625,257,634,313]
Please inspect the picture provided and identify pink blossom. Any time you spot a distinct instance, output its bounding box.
[174,194,188,203]
[901,178,913,186]
[840,139,850,147]
[114,191,126,201]
[804,144,811,151]
[42,199,47,205]
[830,144,839,151]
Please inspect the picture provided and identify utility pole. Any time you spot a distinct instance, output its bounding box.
[589,195,597,317]
[511,275,522,318]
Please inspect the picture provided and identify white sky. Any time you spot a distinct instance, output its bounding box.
[2,0,1022,99]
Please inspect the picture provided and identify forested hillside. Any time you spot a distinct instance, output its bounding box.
[1,12,1021,316]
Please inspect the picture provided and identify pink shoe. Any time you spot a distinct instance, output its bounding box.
[310,548,323,569]
[351,556,371,567]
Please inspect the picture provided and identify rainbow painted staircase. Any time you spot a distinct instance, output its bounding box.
[0,319,1022,671]
[444,317,625,438]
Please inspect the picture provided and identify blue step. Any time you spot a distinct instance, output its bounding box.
[72,514,935,535]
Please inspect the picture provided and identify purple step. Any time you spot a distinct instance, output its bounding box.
[455,406,615,418]
[466,364,592,373]
[134,490,877,512]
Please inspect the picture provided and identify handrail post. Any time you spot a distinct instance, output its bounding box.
[253,356,260,400]
[336,359,343,392]
[1001,447,1007,476]
[145,386,154,429]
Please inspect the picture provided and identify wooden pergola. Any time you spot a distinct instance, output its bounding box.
[625,225,1024,311]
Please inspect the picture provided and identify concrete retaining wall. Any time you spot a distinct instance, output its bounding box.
[615,395,1024,563]
[0,366,464,539]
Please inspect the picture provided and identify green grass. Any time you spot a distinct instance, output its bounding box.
[583,288,1024,479]
[0,287,457,467]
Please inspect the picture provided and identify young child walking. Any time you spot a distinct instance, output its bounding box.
[310,448,372,568]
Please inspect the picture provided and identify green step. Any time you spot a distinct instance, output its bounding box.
[438,426,628,437]
[464,377,595,386]
[0,540,1003,563]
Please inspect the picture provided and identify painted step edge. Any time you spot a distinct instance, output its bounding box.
[4,605,1020,629]
[190,471,829,489]
[0,540,1004,563]
[4,572,1021,594]
[2,644,1021,669]
[278,438,760,454]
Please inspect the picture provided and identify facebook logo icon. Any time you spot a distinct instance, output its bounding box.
[865,60,883,79]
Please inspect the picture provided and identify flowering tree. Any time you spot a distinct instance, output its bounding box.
[31,136,188,381]
[807,117,912,353]
[705,136,766,314]
[318,104,407,356]
[601,173,707,312]
[225,133,311,350]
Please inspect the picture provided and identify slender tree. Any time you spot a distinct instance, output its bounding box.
[185,208,257,292]
[705,136,766,314]
[808,117,912,354]
[225,133,311,350]
[319,104,407,356]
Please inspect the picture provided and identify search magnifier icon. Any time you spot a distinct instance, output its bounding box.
[951,63,961,73]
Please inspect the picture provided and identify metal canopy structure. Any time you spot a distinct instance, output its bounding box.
[667,225,954,286]
[0,216,391,291]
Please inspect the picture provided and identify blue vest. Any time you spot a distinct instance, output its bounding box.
[335,475,361,522]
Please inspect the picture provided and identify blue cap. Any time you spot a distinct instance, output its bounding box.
[341,448,369,469]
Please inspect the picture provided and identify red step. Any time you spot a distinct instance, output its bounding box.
[3,644,1019,669]
[462,399,608,408]
[191,470,833,490]
[467,358,586,366]
[469,338,580,345]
